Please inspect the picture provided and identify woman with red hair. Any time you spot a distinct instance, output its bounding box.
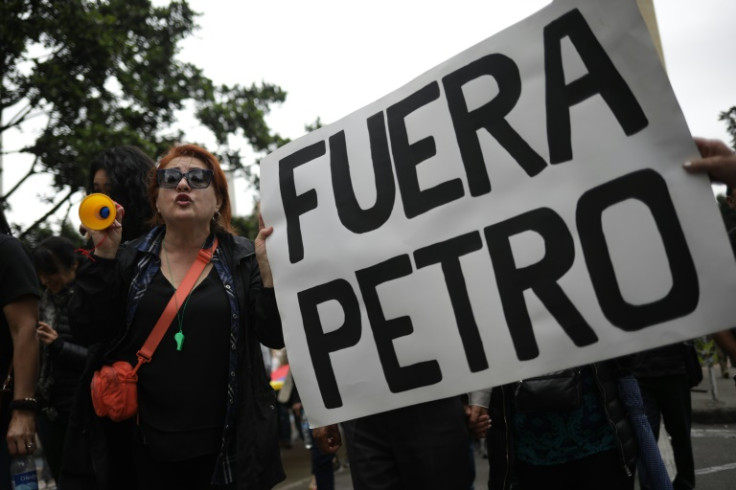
[64,144,284,489]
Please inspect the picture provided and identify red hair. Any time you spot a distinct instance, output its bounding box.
[148,144,235,234]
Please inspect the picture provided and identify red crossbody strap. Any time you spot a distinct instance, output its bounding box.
[133,236,219,371]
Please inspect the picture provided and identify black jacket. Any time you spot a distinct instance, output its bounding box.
[61,231,285,490]
[486,361,637,490]
[626,342,693,378]
[37,285,89,416]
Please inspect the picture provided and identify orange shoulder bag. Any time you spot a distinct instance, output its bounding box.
[91,238,218,422]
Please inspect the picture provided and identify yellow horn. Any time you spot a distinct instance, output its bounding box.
[79,193,116,230]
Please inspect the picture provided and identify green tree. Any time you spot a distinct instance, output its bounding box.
[720,106,736,149]
[716,193,736,233]
[21,220,86,251]
[231,213,259,241]
[1,0,287,236]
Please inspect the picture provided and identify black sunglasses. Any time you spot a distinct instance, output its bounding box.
[157,168,214,189]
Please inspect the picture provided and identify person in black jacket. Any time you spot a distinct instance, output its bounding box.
[685,137,736,389]
[0,207,40,488]
[63,144,284,490]
[476,361,637,490]
[31,236,88,483]
[629,343,698,490]
[315,396,475,490]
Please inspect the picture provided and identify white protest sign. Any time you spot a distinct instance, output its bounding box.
[260,0,736,427]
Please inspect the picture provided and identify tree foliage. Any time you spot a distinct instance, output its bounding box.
[231,214,260,241]
[1,0,287,235]
[720,106,736,149]
[716,194,736,232]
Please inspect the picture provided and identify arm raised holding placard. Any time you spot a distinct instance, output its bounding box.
[685,137,736,379]
[684,137,736,187]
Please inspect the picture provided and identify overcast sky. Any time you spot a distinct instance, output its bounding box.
[5,0,735,228]
[174,0,734,142]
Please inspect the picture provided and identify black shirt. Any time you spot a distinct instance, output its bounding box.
[0,235,40,379]
[122,266,230,461]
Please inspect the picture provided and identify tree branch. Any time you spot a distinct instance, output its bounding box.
[2,103,34,131]
[18,188,76,239]
[2,155,39,201]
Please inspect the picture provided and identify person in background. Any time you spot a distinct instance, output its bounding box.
[684,137,736,387]
[628,343,699,490]
[86,145,156,242]
[464,393,492,490]
[64,144,284,489]
[712,182,736,378]
[288,374,337,490]
[0,206,41,488]
[475,361,637,490]
[31,236,88,482]
[712,329,736,377]
[315,396,475,490]
[274,349,297,449]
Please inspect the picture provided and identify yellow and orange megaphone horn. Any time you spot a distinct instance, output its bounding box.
[79,193,117,230]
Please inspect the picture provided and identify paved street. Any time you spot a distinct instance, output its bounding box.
[685,423,736,490]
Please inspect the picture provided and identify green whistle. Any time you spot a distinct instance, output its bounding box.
[175,331,185,351]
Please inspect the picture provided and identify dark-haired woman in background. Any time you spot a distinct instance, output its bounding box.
[0,207,40,488]
[86,145,156,242]
[31,236,88,483]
